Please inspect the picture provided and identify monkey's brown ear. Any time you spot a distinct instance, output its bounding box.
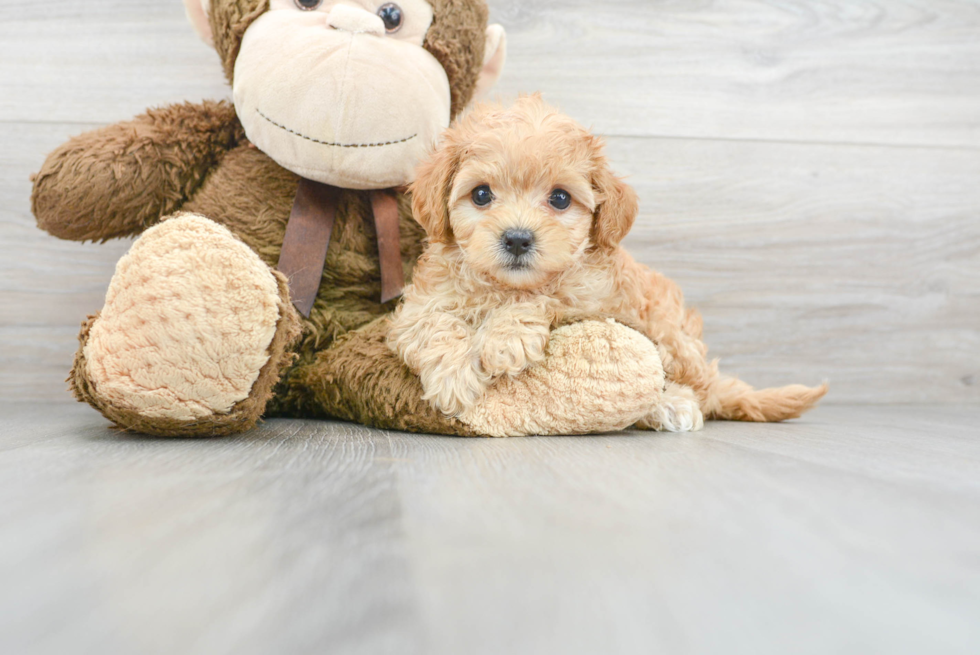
[184,0,214,48]
[410,140,459,244]
[591,165,638,250]
[472,25,507,102]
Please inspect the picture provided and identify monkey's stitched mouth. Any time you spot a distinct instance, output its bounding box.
[257,109,417,148]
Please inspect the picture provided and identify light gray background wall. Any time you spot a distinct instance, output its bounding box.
[1,0,978,404]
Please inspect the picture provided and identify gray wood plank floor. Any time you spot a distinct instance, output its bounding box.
[2,0,979,404]
[0,404,977,655]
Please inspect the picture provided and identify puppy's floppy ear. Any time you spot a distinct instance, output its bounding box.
[410,137,460,244]
[591,163,638,250]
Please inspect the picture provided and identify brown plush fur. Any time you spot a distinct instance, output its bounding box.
[31,0,492,436]
[278,316,479,435]
[424,0,489,116]
[32,101,244,242]
[394,96,828,424]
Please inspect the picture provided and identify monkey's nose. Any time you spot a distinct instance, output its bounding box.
[327,4,385,37]
[501,229,535,257]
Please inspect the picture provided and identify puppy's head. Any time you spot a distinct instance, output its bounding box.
[411,95,637,289]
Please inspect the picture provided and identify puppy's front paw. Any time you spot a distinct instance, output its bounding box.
[479,320,550,379]
[420,360,490,417]
[638,382,705,432]
[389,310,490,417]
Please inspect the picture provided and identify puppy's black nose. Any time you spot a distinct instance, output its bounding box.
[501,229,535,257]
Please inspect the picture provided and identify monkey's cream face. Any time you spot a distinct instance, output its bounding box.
[447,142,597,290]
[234,0,451,189]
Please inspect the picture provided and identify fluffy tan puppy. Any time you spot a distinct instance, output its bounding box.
[389,95,827,432]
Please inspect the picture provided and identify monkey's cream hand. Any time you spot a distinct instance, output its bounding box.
[388,310,490,417]
[476,306,550,379]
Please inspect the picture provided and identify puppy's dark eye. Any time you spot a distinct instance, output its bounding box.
[472,185,494,207]
[378,3,403,32]
[294,0,323,10]
[549,189,572,210]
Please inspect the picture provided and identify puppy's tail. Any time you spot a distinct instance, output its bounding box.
[702,374,828,422]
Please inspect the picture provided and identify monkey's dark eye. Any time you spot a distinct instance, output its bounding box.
[549,189,572,210]
[378,3,403,32]
[472,185,494,207]
[294,0,323,10]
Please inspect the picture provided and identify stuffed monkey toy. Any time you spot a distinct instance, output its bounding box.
[31,0,667,437]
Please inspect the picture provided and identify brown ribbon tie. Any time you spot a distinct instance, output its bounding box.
[277,178,405,317]
[370,189,405,306]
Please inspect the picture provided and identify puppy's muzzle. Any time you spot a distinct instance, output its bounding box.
[501,229,535,260]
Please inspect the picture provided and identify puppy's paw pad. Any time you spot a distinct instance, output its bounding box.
[646,396,704,432]
[421,362,490,417]
[520,327,549,364]
[481,339,527,377]
[481,324,549,378]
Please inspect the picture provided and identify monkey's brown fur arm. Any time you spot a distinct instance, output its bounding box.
[32,100,245,242]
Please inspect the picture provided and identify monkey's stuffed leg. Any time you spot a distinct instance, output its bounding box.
[291,317,665,437]
[71,214,302,437]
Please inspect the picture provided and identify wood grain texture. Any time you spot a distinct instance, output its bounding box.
[610,136,980,402]
[1,0,979,403]
[0,404,978,654]
[4,0,979,146]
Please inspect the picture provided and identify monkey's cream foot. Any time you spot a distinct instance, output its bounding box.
[458,319,665,437]
[70,214,301,437]
[636,381,705,432]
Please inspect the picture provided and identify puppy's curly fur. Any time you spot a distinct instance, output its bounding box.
[390,95,827,430]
